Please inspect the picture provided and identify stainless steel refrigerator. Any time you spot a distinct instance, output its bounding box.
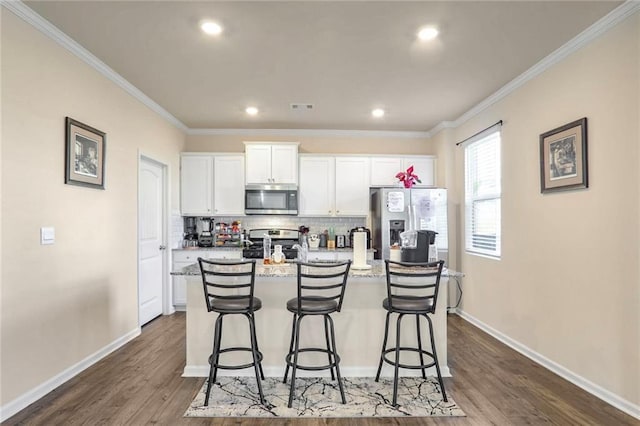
[370,187,448,263]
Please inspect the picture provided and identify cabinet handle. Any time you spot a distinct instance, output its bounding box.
[159,245,166,250]
[336,210,340,214]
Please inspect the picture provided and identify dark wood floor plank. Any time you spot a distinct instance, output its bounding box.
[3,313,636,425]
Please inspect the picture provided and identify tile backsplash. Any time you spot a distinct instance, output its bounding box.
[175,215,366,242]
[171,211,185,248]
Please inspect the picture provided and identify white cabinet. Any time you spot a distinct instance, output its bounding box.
[335,156,370,216]
[244,142,298,184]
[370,157,403,186]
[299,155,369,217]
[181,155,213,216]
[406,156,435,186]
[307,250,374,262]
[370,156,436,187]
[299,156,335,216]
[172,249,242,309]
[213,155,245,215]
[180,153,245,216]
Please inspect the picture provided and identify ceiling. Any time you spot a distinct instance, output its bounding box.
[25,1,622,132]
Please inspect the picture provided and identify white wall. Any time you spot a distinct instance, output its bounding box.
[0,9,185,409]
[448,13,639,408]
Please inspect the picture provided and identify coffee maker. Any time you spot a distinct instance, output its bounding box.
[400,230,437,263]
[183,216,198,247]
[198,217,215,247]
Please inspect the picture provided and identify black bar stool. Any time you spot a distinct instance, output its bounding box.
[375,260,447,407]
[283,260,351,408]
[197,258,265,405]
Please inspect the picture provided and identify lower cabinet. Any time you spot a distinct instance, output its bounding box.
[172,249,242,309]
[307,250,374,263]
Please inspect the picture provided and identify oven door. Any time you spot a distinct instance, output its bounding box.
[245,185,298,215]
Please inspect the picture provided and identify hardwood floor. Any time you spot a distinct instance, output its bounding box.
[5,313,636,425]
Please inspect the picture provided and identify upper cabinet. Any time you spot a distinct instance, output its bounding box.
[180,153,245,216]
[370,155,436,187]
[181,155,213,216]
[244,142,299,184]
[299,156,336,216]
[334,156,370,216]
[213,155,245,215]
[299,155,370,217]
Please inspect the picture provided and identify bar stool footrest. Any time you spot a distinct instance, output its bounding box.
[381,347,436,370]
[209,347,264,370]
[285,347,341,371]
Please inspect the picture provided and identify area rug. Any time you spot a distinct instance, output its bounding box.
[185,377,465,418]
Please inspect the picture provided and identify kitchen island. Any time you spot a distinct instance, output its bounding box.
[172,260,461,379]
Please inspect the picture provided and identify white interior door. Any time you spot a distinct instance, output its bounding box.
[139,157,166,325]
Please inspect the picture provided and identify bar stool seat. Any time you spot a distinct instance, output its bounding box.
[212,297,262,313]
[283,260,351,408]
[375,260,447,407]
[286,296,337,313]
[382,296,434,312]
[198,258,265,406]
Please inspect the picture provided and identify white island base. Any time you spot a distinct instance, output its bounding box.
[182,261,451,379]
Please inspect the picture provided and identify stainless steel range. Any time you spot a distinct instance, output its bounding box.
[242,228,300,260]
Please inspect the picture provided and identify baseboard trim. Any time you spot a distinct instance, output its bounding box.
[0,327,141,423]
[456,310,640,420]
[183,365,451,378]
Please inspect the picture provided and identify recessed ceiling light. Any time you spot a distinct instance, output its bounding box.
[201,21,223,36]
[372,108,385,118]
[417,27,439,41]
[245,106,259,116]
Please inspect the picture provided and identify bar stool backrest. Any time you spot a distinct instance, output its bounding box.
[295,261,352,313]
[197,258,257,312]
[384,260,445,313]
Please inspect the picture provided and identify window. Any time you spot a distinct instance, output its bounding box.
[464,129,501,257]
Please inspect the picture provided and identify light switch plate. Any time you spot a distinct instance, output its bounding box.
[41,227,55,245]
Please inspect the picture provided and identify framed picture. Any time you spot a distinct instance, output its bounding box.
[539,117,587,193]
[65,117,106,189]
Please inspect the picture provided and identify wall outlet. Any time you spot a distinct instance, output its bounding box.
[41,227,55,245]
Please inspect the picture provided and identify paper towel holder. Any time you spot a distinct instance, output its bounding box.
[351,231,372,270]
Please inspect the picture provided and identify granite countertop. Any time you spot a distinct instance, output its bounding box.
[171,259,463,279]
[173,247,375,253]
[173,246,242,251]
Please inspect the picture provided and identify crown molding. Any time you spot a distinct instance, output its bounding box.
[2,0,189,133]
[426,121,456,138]
[428,0,640,136]
[187,127,431,139]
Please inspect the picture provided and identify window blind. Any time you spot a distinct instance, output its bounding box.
[464,130,501,257]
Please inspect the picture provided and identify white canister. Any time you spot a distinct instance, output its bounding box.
[272,245,285,263]
[308,234,320,249]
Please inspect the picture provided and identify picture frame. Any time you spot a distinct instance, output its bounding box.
[65,117,106,189]
[539,117,587,193]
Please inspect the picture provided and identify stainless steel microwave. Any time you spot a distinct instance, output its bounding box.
[245,184,298,215]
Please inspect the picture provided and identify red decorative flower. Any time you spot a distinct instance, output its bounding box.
[395,165,421,188]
